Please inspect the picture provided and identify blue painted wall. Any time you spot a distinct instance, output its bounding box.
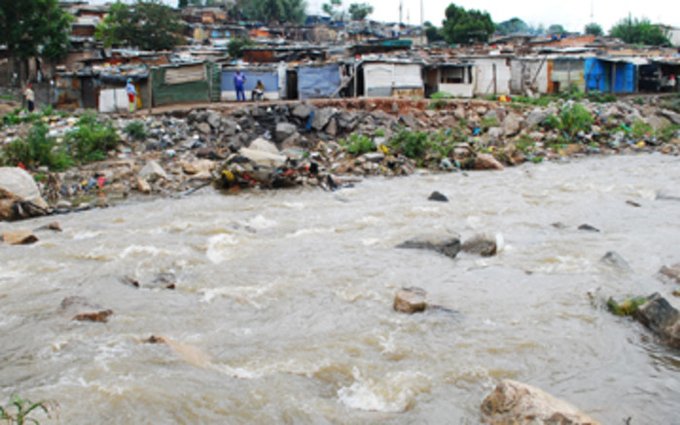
[585,58,636,93]
[221,69,279,92]
[297,64,341,100]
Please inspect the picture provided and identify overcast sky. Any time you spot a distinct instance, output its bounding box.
[96,0,680,32]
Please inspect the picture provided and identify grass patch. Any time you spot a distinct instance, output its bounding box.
[124,120,147,141]
[340,133,375,156]
[65,113,120,163]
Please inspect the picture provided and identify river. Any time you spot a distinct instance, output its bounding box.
[1,154,679,424]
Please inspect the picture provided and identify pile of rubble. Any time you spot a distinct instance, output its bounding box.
[1,96,679,220]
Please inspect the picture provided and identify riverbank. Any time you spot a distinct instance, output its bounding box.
[0,95,679,220]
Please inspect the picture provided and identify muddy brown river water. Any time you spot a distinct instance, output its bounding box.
[1,154,679,424]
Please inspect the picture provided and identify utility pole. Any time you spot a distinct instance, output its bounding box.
[399,0,403,25]
[420,0,425,45]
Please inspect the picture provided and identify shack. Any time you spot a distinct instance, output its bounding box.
[584,57,638,94]
[550,57,586,93]
[221,65,285,101]
[509,57,550,95]
[359,58,424,97]
[464,56,512,96]
[638,59,680,92]
[424,61,476,98]
[297,63,344,100]
[150,62,220,106]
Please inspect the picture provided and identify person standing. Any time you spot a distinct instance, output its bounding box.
[24,83,35,112]
[234,70,246,102]
[126,78,137,113]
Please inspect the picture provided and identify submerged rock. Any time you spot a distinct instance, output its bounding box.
[633,293,680,348]
[480,380,601,425]
[397,233,461,259]
[73,309,113,323]
[34,222,62,232]
[600,251,630,271]
[578,224,600,233]
[1,230,38,245]
[428,191,449,202]
[462,234,497,257]
[394,287,427,314]
[659,264,680,284]
[60,296,113,323]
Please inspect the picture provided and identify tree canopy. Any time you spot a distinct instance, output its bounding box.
[424,21,444,43]
[609,16,670,46]
[96,0,183,51]
[240,0,307,24]
[322,0,344,21]
[496,18,529,35]
[584,23,603,36]
[348,3,373,21]
[0,0,72,60]
[441,3,494,45]
[547,24,565,34]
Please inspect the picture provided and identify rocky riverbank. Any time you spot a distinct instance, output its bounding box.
[0,95,679,220]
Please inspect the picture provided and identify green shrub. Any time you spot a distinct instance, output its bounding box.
[542,114,561,130]
[430,91,453,100]
[559,104,593,139]
[124,120,147,140]
[631,120,653,139]
[340,133,375,155]
[2,123,72,171]
[388,130,429,158]
[606,296,647,316]
[65,113,120,163]
[585,91,616,103]
[0,394,52,425]
[374,128,386,138]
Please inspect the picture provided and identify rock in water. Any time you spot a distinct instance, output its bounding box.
[633,293,680,348]
[578,224,600,233]
[1,230,38,245]
[34,222,62,232]
[73,310,113,323]
[428,191,449,202]
[394,287,427,314]
[659,264,680,284]
[462,234,497,257]
[0,167,49,221]
[475,154,504,171]
[481,380,601,425]
[600,251,630,271]
[397,233,461,259]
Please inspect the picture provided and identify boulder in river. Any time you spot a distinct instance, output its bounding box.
[1,230,38,245]
[578,224,600,233]
[659,263,680,284]
[397,232,461,259]
[480,379,601,425]
[633,293,680,348]
[462,234,497,257]
[600,251,630,271]
[428,191,449,202]
[60,296,113,323]
[0,167,49,221]
[394,287,427,314]
[475,154,504,171]
[34,222,62,233]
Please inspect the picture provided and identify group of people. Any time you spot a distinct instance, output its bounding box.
[233,70,266,102]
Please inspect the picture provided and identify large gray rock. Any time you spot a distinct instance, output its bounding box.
[488,127,504,140]
[206,111,221,129]
[525,108,549,128]
[248,137,280,154]
[0,167,49,221]
[292,103,314,120]
[462,234,497,257]
[475,154,504,171]
[312,107,337,131]
[275,122,298,143]
[502,114,522,136]
[221,118,240,136]
[396,232,461,259]
[660,109,680,125]
[139,161,168,182]
[238,148,286,168]
[481,380,601,425]
[634,293,680,348]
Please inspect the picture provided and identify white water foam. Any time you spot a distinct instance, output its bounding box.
[337,368,431,413]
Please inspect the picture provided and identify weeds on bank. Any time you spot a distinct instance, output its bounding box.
[0,112,120,170]
[538,104,594,142]
[0,394,55,425]
[124,120,147,141]
[340,133,375,155]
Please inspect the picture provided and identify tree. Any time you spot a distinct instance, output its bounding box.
[348,3,372,21]
[584,23,603,36]
[547,24,565,34]
[239,0,307,24]
[322,0,344,21]
[441,3,494,45]
[96,1,183,51]
[228,37,254,58]
[496,18,529,35]
[0,0,72,63]
[609,16,670,46]
[424,21,444,43]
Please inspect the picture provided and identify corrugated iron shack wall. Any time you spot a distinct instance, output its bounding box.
[470,58,511,96]
[221,68,280,101]
[363,63,423,97]
[550,59,585,93]
[151,63,216,106]
[510,58,549,95]
[297,64,341,99]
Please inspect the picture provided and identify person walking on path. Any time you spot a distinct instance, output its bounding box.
[234,70,246,102]
[126,78,137,113]
[24,84,35,112]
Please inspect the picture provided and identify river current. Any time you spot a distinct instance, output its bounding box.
[1,154,679,424]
